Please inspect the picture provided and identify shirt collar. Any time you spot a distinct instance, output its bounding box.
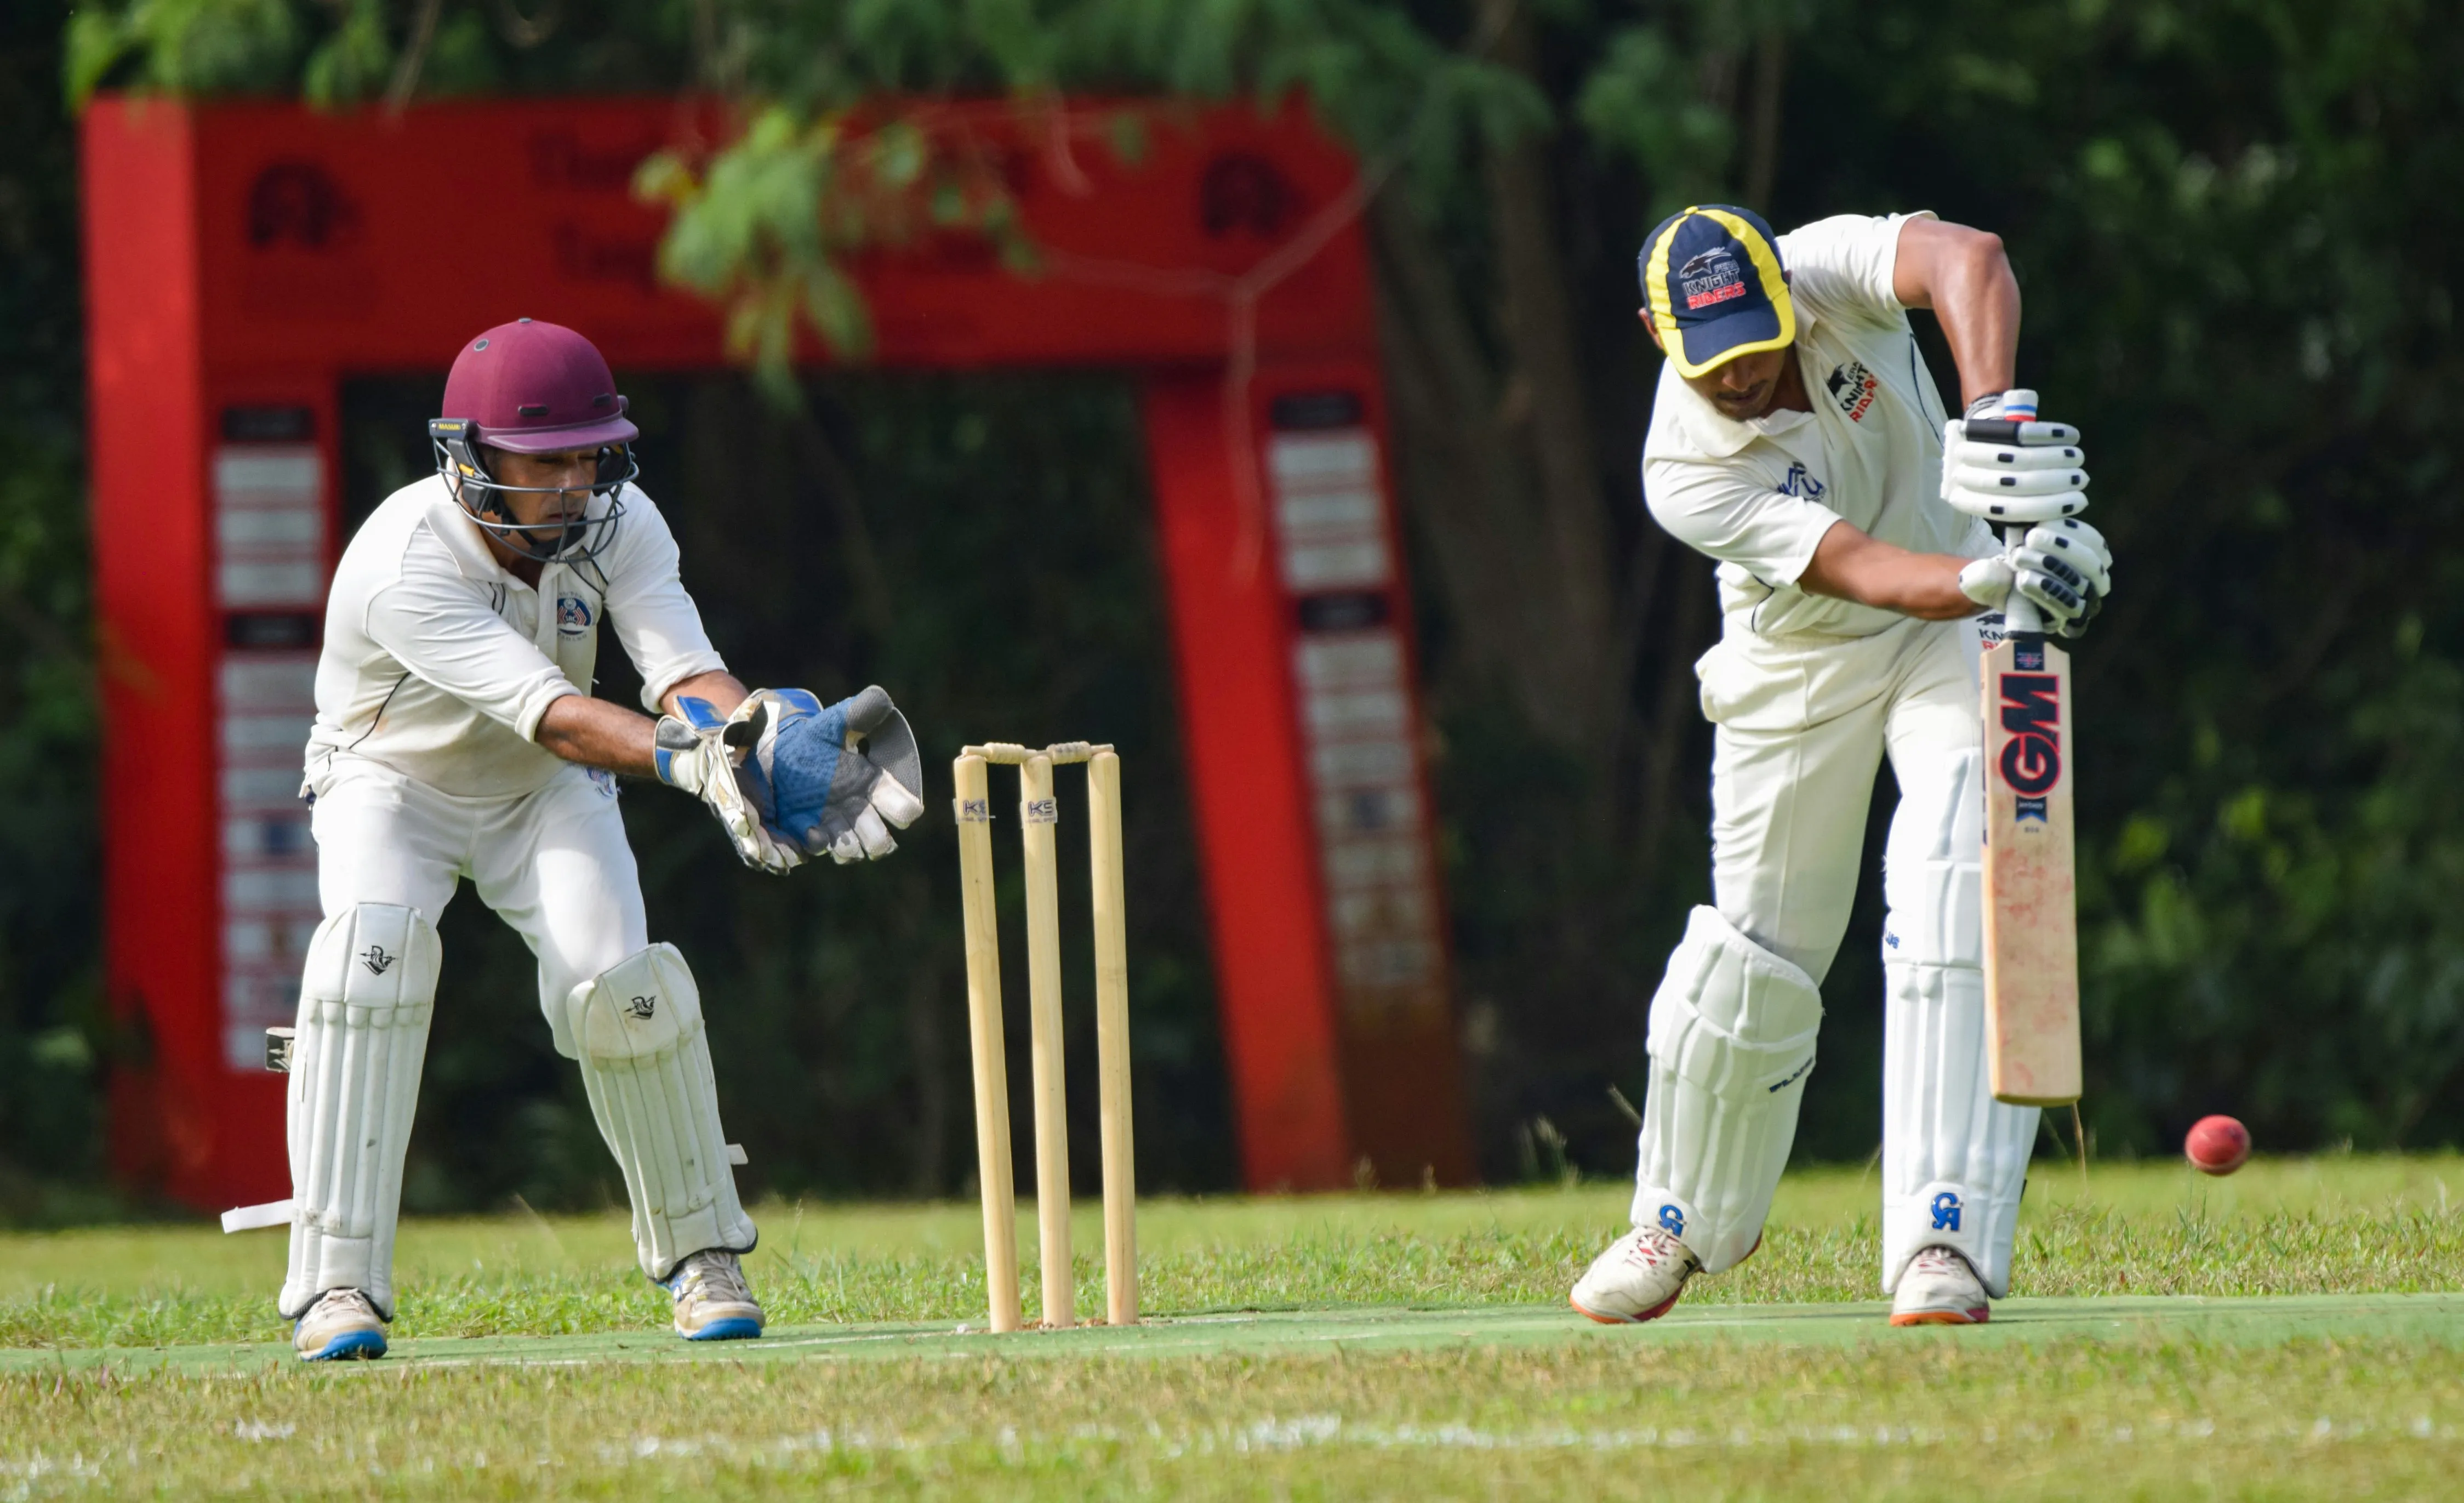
[425,486,508,583]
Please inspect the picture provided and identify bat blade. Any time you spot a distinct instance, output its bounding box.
[1981,631,2081,1106]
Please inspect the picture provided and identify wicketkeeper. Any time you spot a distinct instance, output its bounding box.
[1571,208,2113,1325]
[280,318,925,1359]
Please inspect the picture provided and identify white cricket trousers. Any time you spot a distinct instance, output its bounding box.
[309,754,647,1060]
[1632,611,2040,1295]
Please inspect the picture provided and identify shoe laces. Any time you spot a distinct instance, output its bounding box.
[1908,1245,1974,1280]
[309,1288,379,1322]
[1621,1227,1689,1272]
[671,1250,753,1305]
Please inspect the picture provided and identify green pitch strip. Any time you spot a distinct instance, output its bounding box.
[6,1294,2461,1376]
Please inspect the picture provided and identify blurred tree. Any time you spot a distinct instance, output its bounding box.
[0,2,105,1222]
[43,0,2464,1204]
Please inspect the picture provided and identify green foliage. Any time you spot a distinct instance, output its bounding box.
[1574,25,1735,214]
[296,0,391,106]
[0,1,102,1218]
[614,1,1548,391]
[639,109,1039,397]
[64,0,298,107]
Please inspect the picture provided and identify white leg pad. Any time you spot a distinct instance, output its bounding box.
[567,944,756,1281]
[1881,747,2039,1297]
[1630,906,1824,1273]
[280,904,440,1321]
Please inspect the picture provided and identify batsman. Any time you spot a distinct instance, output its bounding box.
[1571,208,2111,1326]
[279,318,925,1359]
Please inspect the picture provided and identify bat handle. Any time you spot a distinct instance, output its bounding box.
[1992,389,2045,638]
[2001,523,2044,636]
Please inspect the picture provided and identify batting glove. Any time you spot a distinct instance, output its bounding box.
[1942,391,2090,526]
[1958,517,2113,639]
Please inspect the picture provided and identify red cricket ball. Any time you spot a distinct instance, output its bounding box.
[2185,1114,2251,1176]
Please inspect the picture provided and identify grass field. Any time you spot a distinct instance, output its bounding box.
[2,1154,2461,1498]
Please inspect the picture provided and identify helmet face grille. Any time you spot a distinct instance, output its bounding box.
[428,425,636,567]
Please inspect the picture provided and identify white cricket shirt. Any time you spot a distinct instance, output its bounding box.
[303,476,727,799]
[1642,212,1995,640]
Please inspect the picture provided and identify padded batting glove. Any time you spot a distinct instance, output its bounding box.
[1942,391,2090,526]
[1958,518,2114,639]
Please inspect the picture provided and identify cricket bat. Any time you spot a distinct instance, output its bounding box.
[1973,395,2083,1107]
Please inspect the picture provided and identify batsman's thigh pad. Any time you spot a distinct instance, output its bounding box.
[1631,906,1824,1273]
[281,904,440,1321]
[567,944,755,1280]
[1880,747,2038,1297]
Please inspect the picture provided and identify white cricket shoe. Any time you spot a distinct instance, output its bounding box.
[293,1288,387,1361]
[663,1249,765,1341]
[1570,1225,1700,1324]
[1890,1245,1991,1326]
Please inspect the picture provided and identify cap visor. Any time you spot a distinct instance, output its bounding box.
[1670,303,1787,380]
[479,415,640,453]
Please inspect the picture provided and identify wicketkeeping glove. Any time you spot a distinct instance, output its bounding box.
[739,685,927,864]
[1959,517,2114,639]
[653,697,803,875]
[1942,391,2090,525]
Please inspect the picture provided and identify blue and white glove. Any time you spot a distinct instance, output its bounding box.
[653,697,802,875]
[738,685,927,864]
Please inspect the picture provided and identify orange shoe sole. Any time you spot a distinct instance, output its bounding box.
[1571,1292,1682,1326]
[1887,1307,1990,1327]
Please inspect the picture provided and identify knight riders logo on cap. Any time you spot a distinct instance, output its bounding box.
[1640,206,1795,379]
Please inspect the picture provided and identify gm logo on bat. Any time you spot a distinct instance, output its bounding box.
[1996,664,2063,822]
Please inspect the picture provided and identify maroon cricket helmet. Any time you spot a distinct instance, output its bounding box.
[430,319,638,564]
[440,318,638,452]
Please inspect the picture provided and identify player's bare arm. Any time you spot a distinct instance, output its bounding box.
[1888,218,2020,408]
[1797,522,1980,618]
[533,670,750,777]
[1800,220,2111,629]
[1799,219,2035,620]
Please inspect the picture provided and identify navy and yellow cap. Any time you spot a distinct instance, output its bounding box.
[1639,206,1795,378]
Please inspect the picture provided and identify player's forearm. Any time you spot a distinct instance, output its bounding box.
[534,671,752,776]
[1891,218,2020,408]
[1798,522,1978,620]
[534,693,659,777]
[661,670,750,721]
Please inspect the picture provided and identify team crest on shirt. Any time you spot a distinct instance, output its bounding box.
[556,595,594,636]
[1825,359,1881,423]
[1779,460,1826,500]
